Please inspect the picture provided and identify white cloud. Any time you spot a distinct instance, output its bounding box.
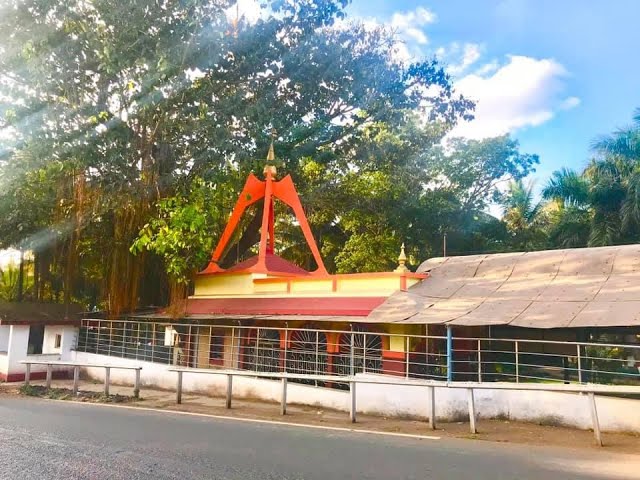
[445,43,483,75]
[390,7,437,45]
[559,96,581,110]
[449,55,578,139]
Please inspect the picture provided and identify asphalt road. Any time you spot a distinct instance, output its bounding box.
[0,397,638,480]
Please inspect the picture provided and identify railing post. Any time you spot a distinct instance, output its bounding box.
[315,330,319,385]
[405,336,410,379]
[429,385,436,430]
[151,323,156,363]
[255,327,260,372]
[477,339,482,382]
[515,340,519,383]
[24,363,30,386]
[231,327,236,369]
[45,364,52,389]
[134,368,140,399]
[96,320,101,355]
[176,370,183,404]
[467,388,477,434]
[363,333,367,374]
[577,344,582,383]
[283,328,288,373]
[589,392,602,446]
[104,367,110,396]
[280,377,287,415]
[225,374,233,409]
[446,326,453,382]
[349,381,357,423]
[350,332,355,376]
[72,366,79,395]
[108,321,113,357]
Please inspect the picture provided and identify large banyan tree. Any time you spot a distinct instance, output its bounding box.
[0,0,478,315]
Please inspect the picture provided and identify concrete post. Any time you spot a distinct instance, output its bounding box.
[24,363,30,386]
[176,371,183,404]
[280,377,287,415]
[134,368,141,399]
[45,364,52,389]
[589,392,602,446]
[104,367,110,396]
[226,374,233,409]
[349,381,357,423]
[429,385,436,430]
[467,388,477,434]
[72,366,79,395]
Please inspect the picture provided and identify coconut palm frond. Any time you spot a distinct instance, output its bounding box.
[542,167,589,207]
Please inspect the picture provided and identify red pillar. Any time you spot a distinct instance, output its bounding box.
[382,350,407,376]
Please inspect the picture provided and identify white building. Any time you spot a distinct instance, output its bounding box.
[0,302,79,381]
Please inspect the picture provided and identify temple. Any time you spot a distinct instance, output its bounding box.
[179,144,427,375]
[76,145,638,385]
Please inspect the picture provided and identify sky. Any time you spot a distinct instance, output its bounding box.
[346,0,640,186]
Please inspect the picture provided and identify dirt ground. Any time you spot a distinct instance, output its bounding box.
[3,379,639,455]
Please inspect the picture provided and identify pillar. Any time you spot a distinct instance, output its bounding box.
[382,326,410,376]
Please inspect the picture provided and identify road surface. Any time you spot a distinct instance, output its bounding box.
[0,396,637,479]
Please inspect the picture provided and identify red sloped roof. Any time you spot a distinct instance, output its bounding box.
[226,253,310,276]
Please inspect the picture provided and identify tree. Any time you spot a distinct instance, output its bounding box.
[427,135,539,211]
[542,168,591,248]
[502,180,548,251]
[0,0,475,312]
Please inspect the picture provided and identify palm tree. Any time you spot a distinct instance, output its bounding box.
[542,168,591,248]
[592,108,640,161]
[502,180,547,251]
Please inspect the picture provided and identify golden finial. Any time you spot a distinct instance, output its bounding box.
[264,128,277,176]
[394,243,410,273]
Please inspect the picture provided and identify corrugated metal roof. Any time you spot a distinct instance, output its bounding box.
[368,244,640,328]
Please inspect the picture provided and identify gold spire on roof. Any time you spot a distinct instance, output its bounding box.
[266,141,275,162]
[264,128,277,176]
[394,243,410,273]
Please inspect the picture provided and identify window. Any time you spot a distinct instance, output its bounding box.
[54,334,62,349]
[27,324,45,355]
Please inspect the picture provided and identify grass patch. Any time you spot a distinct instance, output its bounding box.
[18,384,140,404]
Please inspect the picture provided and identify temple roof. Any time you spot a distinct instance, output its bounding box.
[367,244,640,328]
[226,253,311,276]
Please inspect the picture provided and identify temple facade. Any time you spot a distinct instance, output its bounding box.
[170,152,429,376]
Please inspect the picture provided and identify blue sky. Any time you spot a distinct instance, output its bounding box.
[346,0,640,185]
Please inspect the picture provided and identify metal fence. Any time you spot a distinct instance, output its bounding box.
[76,319,640,386]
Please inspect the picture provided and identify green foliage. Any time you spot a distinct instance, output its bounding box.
[131,179,222,284]
[502,180,548,251]
[428,135,539,211]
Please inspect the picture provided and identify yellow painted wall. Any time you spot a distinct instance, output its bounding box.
[336,276,401,295]
[290,279,333,293]
[192,270,424,300]
[254,281,289,294]
[193,274,255,296]
[196,328,210,368]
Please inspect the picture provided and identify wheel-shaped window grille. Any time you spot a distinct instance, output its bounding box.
[287,328,328,384]
[335,327,383,376]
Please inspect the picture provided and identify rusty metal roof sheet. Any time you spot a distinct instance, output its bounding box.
[368,244,640,328]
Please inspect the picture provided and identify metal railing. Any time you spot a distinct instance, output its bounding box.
[76,319,640,387]
[167,367,640,447]
[20,360,142,398]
